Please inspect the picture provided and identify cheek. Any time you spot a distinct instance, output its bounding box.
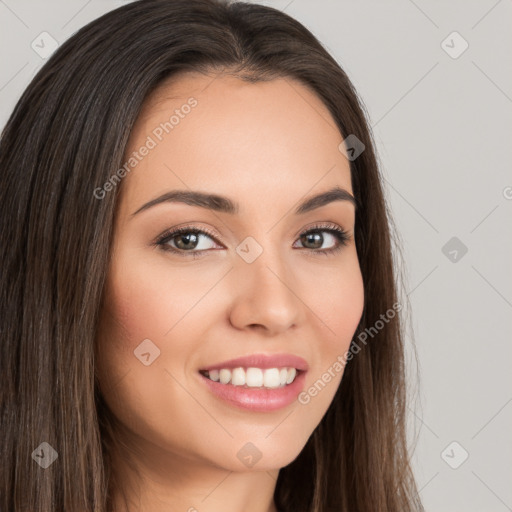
[101,252,215,349]
[96,248,227,395]
[333,269,364,348]
[95,254,216,453]
[300,252,365,352]
[289,252,364,415]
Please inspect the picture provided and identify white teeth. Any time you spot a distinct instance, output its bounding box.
[231,367,246,386]
[286,368,296,384]
[219,369,231,384]
[246,367,263,387]
[263,368,280,388]
[202,367,299,388]
[209,369,220,382]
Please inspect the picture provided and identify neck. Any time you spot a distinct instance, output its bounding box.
[108,438,280,512]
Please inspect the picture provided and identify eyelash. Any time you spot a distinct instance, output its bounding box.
[154,222,350,259]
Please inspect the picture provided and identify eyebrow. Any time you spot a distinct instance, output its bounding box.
[131,185,357,217]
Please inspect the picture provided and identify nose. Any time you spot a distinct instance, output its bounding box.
[228,249,304,335]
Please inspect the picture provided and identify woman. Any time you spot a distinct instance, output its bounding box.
[0,0,424,510]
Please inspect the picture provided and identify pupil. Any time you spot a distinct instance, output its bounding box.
[304,232,322,249]
[176,233,198,249]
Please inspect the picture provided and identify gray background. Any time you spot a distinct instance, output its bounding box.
[1,0,511,510]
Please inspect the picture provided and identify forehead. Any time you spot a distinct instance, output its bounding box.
[119,72,353,215]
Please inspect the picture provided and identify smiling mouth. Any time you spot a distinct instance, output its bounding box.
[198,367,301,389]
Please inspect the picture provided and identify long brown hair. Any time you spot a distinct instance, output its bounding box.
[0,0,424,510]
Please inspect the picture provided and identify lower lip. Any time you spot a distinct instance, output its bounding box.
[199,370,307,412]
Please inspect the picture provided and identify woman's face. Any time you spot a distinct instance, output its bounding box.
[96,72,364,473]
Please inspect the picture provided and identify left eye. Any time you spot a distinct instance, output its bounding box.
[295,229,340,250]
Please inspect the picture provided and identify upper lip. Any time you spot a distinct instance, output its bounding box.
[199,353,309,372]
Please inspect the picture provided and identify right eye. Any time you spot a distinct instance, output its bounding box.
[155,226,222,258]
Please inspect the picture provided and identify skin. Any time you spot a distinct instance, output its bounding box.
[95,71,365,512]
